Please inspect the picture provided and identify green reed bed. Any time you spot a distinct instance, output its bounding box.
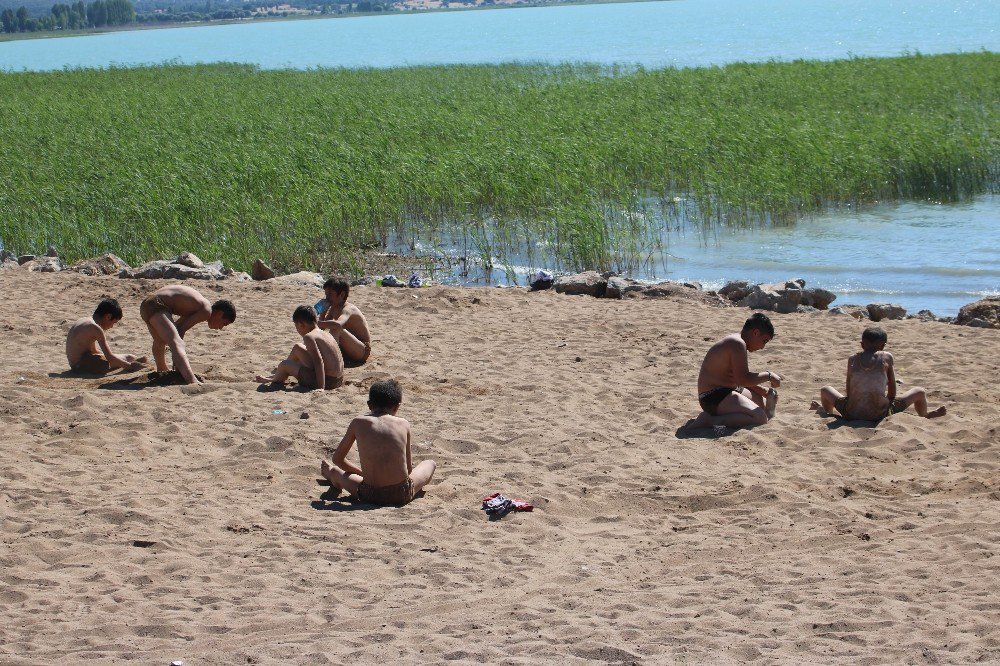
[0,53,997,274]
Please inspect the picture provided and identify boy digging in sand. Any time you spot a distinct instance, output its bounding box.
[255,305,344,390]
[316,276,372,364]
[66,298,146,374]
[692,313,783,429]
[812,326,946,421]
[320,379,436,507]
[140,284,236,385]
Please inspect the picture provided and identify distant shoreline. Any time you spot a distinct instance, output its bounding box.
[0,0,662,44]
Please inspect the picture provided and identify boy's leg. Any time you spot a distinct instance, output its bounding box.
[147,322,169,372]
[256,344,307,384]
[409,460,437,494]
[708,390,769,428]
[148,313,196,383]
[335,329,370,363]
[814,386,846,416]
[321,460,362,495]
[896,387,947,418]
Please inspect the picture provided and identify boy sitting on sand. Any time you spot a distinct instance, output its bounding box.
[140,284,236,385]
[812,326,946,421]
[66,298,146,374]
[316,276,372,364]
[256,305,343,390]
[691,313,783,429]
[320,379,436,507]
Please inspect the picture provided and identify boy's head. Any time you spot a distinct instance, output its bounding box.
[861,326,888,352]
[323,276,350,305]
[208,300,236,330]
[292,305,318,334]
[741,313,775,352]
[93,298,123,329]
[368,378,402,413]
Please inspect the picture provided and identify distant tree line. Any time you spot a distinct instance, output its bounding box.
[0,0,134,32]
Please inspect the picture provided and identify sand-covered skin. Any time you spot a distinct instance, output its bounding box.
[1,270,998,664]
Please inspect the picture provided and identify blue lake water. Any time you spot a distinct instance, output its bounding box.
[410,195,1000,316]
[1,0,997,313]
[0,0,997,71]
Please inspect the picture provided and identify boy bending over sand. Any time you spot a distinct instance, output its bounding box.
[140,285,236,385]
[316,276,372,364]
[321,379,436,507]
[692,313,783,428]
[255,305,344,390]
[813,326,946,421]
[66,298,146,374]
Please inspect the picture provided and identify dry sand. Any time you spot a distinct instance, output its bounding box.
[1,270,998,664]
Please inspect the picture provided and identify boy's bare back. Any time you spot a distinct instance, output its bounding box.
[844,350,894,421]
[65,318,103,367]
[352,413,411,487]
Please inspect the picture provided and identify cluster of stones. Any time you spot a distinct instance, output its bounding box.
[547,270,1000,330]
[0,249,253,282]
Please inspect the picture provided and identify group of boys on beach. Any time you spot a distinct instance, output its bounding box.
[693,312,945,429]
[64,286,944,508]
[65,278,435,507]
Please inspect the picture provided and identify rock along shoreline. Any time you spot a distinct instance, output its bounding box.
[2,249,998,330]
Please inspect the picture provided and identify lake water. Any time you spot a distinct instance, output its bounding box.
[0,0,997,71]
[1,0,997,314]
[410,195,1000,317]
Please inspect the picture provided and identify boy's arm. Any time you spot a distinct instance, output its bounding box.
[405,422,412,474]
[94,326,129,368]
[304,335,325,390]
[731,340,777,387]
[884,353,896,401]
[175,309,210,338]
[332,420,362,475]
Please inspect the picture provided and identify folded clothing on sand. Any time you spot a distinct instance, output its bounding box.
[482,492,534,518]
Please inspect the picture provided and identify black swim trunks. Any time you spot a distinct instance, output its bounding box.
[698,386,741,416]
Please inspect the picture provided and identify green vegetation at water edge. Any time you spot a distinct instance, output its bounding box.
[0,53,998,275]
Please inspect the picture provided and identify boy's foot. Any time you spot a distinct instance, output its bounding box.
[927,406,947,418]
[320,460,333,482]
[255,374,277,384]
[765,388,778,419]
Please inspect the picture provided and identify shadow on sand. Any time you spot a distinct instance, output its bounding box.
[674,419,737,440]
[98,370,194,390]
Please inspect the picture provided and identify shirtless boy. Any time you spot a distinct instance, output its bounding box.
[320,379,436,507]
[813,326,946,421]
[255,305,344,390]
[693,313,783,428]
[316,276,372,364]
[65,298,146,374]
[140,285,236,385]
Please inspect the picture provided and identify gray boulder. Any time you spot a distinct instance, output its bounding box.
[956,297,1000,329]
[46,245,58,258]
[718,280,752,302]
[23,256,63,272]
[801,287,837,310]
[122,258,222,280]
[605,276,645,299]
[252,259,275,281]
[867,303,907,322]
[682,281,703,291]
[0,249,15,262]
[554,271,607,297]
[268,271,325,288]
[67,253,130,276]
[910,309,938,322]
[124,260,172,279]
[737,283,802,314]
[175,252,205,269]
[1,258,19,271]
[17,255,35,265]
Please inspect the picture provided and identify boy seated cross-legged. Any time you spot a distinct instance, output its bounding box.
[692,313,784,429]
[812,326,946,421]
[66,298,147,374]
[256,305,344,390]
[320,379,436,507]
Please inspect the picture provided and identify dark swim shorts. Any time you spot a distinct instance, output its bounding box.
[72,351,111,375]
[357,478,415,507]
[698,386,741,416]
[295,365,343,390]
[139,295,170,324]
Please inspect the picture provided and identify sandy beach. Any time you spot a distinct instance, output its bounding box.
[1,269,998,664]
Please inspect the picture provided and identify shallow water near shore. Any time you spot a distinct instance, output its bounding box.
[407,195,1000,317]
